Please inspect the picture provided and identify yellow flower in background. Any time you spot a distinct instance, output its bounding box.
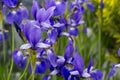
[96,0,120,23]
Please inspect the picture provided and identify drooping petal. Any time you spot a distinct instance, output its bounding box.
[47,49,57,67]
[90,70,103,80]
[12,50,27,69]
[35,61,47,74]
[69,27,79,36]
[20,43,31,50]
[73,52,84,76]
[61,67,70,80]
[54,1,66,16]
[36,42,51,48]
[48,29,58,44]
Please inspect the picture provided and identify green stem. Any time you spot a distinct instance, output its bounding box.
[99,0,103,69]
[30,50,36,80]
[18,58,30,80]
[7,26,14,80]
[0,4,6,63]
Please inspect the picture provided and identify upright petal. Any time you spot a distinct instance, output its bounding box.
[2,0,18,8]
[29,27,41,47]
[31,0,39,19]
[64,39,74,60]
[73,52,84,76]
[87,54,93,73]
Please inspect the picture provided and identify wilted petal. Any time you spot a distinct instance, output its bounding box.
[73,52,84,76]
[47,49,57,67]
[20,43,31,50]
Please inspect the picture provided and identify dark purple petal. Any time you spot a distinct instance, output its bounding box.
[87,2,94,12]
[61,67,70,80]
[2,0,18,8]
[48,29,58,44]
[118,48,120,57]
[54,2,66,16]
[64,39,73,60]
[87,54,93,73]
[6,11,14,24]
[31,0,39,19]
[100,1,104,9]
[35,61,47,74]
[73,52,84,76]
[69,27,79,36]
[108,65,116,78]
[12,49,27,69]
[90,70,103,80]
[47,49,57,67]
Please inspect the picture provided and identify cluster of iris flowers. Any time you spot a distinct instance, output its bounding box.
[1,0,106,80]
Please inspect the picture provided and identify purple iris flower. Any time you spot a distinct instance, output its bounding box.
[71,53,103,80]
[2,0,18,8]
[61,51,103,80]
[108,48,120,78]
[6,5,29,24]
[20,20,50,50]
[12,49,27,69]
[45,0,66,16]
[87,2,95,12]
